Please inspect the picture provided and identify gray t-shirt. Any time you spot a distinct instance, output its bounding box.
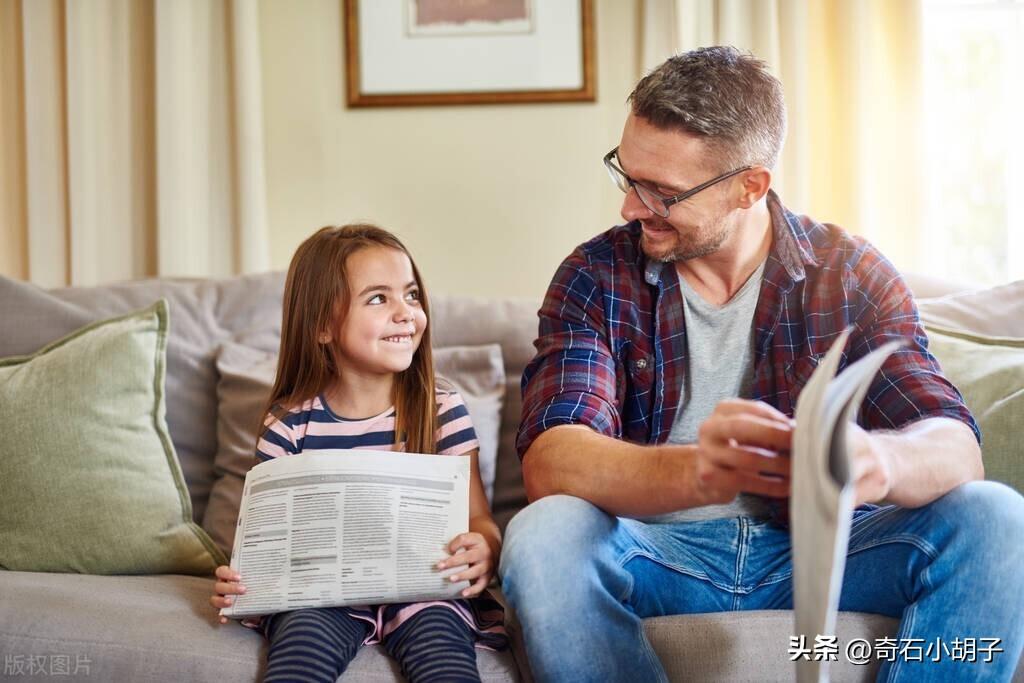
[641,260,771,524]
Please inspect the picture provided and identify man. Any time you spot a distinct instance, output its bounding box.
[499,46,1024,682]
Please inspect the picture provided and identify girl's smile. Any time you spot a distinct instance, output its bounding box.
[326,245,428,380]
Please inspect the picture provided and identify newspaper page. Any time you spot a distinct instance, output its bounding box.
[220,450,471,619]
[791,328,904,683]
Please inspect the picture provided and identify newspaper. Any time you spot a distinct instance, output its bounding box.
[219,450,472,619]
[790,328,904,683]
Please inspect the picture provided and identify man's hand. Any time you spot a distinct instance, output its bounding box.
[695,399,794,504]
[847,423,895,506]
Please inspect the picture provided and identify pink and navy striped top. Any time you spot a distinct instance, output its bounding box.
[256,389,479,462]
[247,389,507,650]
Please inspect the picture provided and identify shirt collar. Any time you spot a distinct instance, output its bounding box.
[640,189,819,287]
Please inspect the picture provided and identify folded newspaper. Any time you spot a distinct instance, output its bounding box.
[220,450,472,619]
[790,328,904,683]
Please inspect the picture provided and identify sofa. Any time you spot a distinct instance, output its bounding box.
[1,270,1021,682]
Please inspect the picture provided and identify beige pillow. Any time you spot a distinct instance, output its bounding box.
[917,280,1024,338]
[203,342,505,557]
[0,300,225,574]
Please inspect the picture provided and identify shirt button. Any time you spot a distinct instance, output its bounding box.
[634,358,648,370]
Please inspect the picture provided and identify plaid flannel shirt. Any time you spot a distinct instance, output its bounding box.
[518,191,979,516]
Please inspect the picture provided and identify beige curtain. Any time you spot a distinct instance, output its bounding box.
[639,0,924,270]
[0,0,269,287]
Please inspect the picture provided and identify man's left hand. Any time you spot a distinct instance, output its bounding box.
[848,424,895,506]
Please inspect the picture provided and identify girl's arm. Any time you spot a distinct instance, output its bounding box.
[467,449,501,561]
[438,449,502,596]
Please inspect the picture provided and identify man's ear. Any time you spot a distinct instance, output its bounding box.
[737,167,772,208]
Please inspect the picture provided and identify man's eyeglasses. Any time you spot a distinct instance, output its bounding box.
[603,147,751,218]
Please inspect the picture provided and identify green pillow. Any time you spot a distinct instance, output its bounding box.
[0,300,226,574]
[926,325,1024,493]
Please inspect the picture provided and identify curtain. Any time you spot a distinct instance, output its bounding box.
[639,0,925,271]
[0,0,269,287]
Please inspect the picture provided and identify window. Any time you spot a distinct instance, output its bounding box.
[923,0,1024,285]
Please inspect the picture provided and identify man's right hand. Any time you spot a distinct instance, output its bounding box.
[694,399,793,504]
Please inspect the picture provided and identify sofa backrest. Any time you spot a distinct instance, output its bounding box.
[429,296,538,529]
[7,269,1004,532]
[0,272,539,528]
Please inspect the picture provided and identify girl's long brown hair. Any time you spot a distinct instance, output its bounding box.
[262,224,438,454]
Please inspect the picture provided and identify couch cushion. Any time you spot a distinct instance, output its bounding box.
[644,611,896,681]
[203,341,506,558]
[434,344,506,503]
[0,571,519,682]
[902,271,977,300]
[0,301,224,574]
[430,296,539,531]
[917,280,1024,338]
[913,280,1024,492]
[0,274,537,532]
[924,326,1024,492]
[0,272,288,525]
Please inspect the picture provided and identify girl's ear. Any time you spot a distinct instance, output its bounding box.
[318,333,332,344]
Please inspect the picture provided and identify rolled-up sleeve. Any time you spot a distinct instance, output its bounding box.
[848,258,980,442]
[516,251,622,458]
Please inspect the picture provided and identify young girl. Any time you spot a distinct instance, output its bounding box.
[210,224,506,683]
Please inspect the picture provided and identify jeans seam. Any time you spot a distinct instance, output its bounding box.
[620,563,636,604]
[733,517,749,610]
[887,594,917,682]
[619,549,731,592]
[638,631,670,683]
[889,533,937,683]
[848,506,898,542]
[847,535,938,561]
[751,570,793,589]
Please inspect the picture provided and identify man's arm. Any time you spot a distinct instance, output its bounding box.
[850,416,983,508]
[523,425,694,517]
[519,248,792,518]
[523,400,793,518]
[845,255,984,508]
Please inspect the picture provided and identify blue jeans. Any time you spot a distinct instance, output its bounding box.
[499,481,1024,682]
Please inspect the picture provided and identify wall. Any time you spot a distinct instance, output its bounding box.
[258,0,640,303]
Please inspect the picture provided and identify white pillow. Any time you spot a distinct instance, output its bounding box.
[917,280,1024,339]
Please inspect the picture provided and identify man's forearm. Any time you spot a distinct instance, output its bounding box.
[521,425,707,517]
[870,417,983,508]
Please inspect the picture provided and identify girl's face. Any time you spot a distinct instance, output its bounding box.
[328,246,427,378]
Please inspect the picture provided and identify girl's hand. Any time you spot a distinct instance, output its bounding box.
[209,564,246,624]
[437,532,493,598]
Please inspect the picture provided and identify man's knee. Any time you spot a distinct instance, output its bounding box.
[503,495,611,558]
[932,480,1024,549]
[499,495,614,596]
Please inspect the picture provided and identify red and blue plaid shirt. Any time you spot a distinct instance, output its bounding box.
[518,191,979,467]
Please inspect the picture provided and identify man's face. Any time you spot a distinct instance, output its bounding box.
[616,114,736,263]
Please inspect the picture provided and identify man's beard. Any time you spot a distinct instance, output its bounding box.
[639,214,732,263]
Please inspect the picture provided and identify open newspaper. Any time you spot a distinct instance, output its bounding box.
[790,328,905,683]
[220,450,471,619]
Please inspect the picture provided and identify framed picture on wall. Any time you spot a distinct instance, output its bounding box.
[344,0,595,107]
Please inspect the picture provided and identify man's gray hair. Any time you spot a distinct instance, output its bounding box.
[629,46,787,171]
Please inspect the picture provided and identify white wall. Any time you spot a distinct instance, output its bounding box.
[259,0,640,302]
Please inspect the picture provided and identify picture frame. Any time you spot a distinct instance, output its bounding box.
[344,0,595,107]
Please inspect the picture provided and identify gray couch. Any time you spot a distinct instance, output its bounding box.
[1,270,1021,682]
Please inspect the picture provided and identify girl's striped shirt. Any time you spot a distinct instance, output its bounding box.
[247,388,506,650]
[256,388,478,461]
